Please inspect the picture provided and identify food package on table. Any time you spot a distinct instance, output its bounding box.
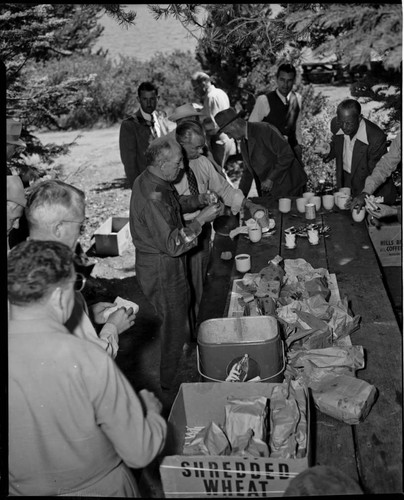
[285,346,365,390]
[269,380,307,459]
[229,428,270,458]
[304,276,331,301]
[283,258,329,285]
[224,396,268,447]
[285,310,332,349]
[327,297,361,342]
[277,295,332,325]
[311,374,378,424]
[183,421,231,456]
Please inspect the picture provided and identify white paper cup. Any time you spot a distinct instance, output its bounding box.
[248,225,262,242]
[334,191,342,205]
[337,193,349,209]
[352,207,366,222]
[278,197,291,213]
[339,187,351,196]
[235,254,251,273]
[296,197,307,213]
[311,196,321,211]
[254,209,270,232]
[302,191,314,200]
[322,194,334,210]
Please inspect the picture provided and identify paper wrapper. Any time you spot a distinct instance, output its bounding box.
[103,296,139,321]
[311,374,378,424]
[269,380,307,459]
[230,429,270,458]
[224,396,268,447]
[183,421,231,456]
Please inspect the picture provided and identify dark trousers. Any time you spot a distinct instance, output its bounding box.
[185,223,212,334]
[135,251,191,389]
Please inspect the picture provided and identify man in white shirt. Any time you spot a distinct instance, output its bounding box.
[119,81,172,187]
[191,71,237,170]
[174,120,266,329]
[25,180,136,358]
[249,63,303,163]
[323,99,396,205]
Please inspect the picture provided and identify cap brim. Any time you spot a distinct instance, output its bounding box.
[216,113,240,134]
[168,110,204,122]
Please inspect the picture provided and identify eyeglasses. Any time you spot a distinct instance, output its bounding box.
[67,273,87,292]
[61,219,86,235]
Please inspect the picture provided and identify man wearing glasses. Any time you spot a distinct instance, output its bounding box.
[25,180,136,358]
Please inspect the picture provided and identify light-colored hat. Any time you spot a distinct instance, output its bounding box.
[7,175,26,207]
[7,119,26,147]
[191,71,211,82]
[215,107,243,133]
[168,103,205,122]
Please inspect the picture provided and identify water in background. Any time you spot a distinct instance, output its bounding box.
[93,4,205,62]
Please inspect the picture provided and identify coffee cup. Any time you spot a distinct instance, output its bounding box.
[248,224,262,243]
[296,197,307,213]
[279,197,291,213]
[337,193,349,210]
[352,207,366,222]
[311,196,321,211]
[339,187,351,196]
[302,191,314,200]
[254,209,270,232]
[322,194,334,210]
[235,254,251,273]
[334,191,342,205]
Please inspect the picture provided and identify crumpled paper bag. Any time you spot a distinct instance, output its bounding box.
[285,310,333,349]
[230,428,270,458]
[224,396,268,447]
[312,374,378,424]
[283,258,329,285]
[183,421,231,456]
[277,294,332,324]
[327,297,361,341]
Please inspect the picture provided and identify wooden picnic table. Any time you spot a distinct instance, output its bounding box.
[197,196,403,495]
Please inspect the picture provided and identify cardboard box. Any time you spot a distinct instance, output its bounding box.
[94,217,131,256]
[366,218,402,267]
[160,382,311,498]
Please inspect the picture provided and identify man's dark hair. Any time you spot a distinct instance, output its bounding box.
[276,63,296,78]
[8,240,74,305]
[337,99,362,116]
[176,120,205,144]
[138,81,158,97]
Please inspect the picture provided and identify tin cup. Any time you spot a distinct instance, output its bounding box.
[284,229,296,249]
[337,193,350,210]
[352,207,366,222]
[278,197,291,213]
[308,227,320,245]
[302,191,314,200]
[339,187,351,196]
[305,202,316,220]
[254,209,270,232]
[235,254,251,273]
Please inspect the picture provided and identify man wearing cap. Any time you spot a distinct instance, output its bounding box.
[119,81,172,187]
[215,108,307,198]
[7,176,26,252]
[191,72,237,170]
[174,120,267,329]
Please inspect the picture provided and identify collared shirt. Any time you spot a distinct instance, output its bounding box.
[336,118,369,174]
[203,85,230,127]
[248,89,303,144]
[174,155,245,220]
[130,169,202,255]
[9,314,167,496]
[140,108,162,137]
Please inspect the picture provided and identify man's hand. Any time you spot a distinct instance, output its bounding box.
[367,203,398,220]
[195,202,222,225]
[198,190,219,206]
[89,301,116,324]
[139,389,163,415]
[106,306,136,334]
[261,178,273,192]
[349,192,369,212]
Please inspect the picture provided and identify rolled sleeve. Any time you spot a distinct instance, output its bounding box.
[99,323,119,359]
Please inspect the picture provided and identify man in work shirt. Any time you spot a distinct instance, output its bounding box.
[129,135,221,392]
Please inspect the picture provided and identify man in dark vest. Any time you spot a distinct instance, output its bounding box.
[119,81,172,187]
[249,63,303,164]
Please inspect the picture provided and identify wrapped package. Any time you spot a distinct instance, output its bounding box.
[312,374,378,424]
[269,383,301,459]
[289,379,308,458]
[285,311,333,349]
[304,276,331,301]
[224,396,268,447]
[183,421,231,456]
[327,298,361,342]
[230,428,270,458]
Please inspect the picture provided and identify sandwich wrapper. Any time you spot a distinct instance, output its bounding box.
[103,296,140,321]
